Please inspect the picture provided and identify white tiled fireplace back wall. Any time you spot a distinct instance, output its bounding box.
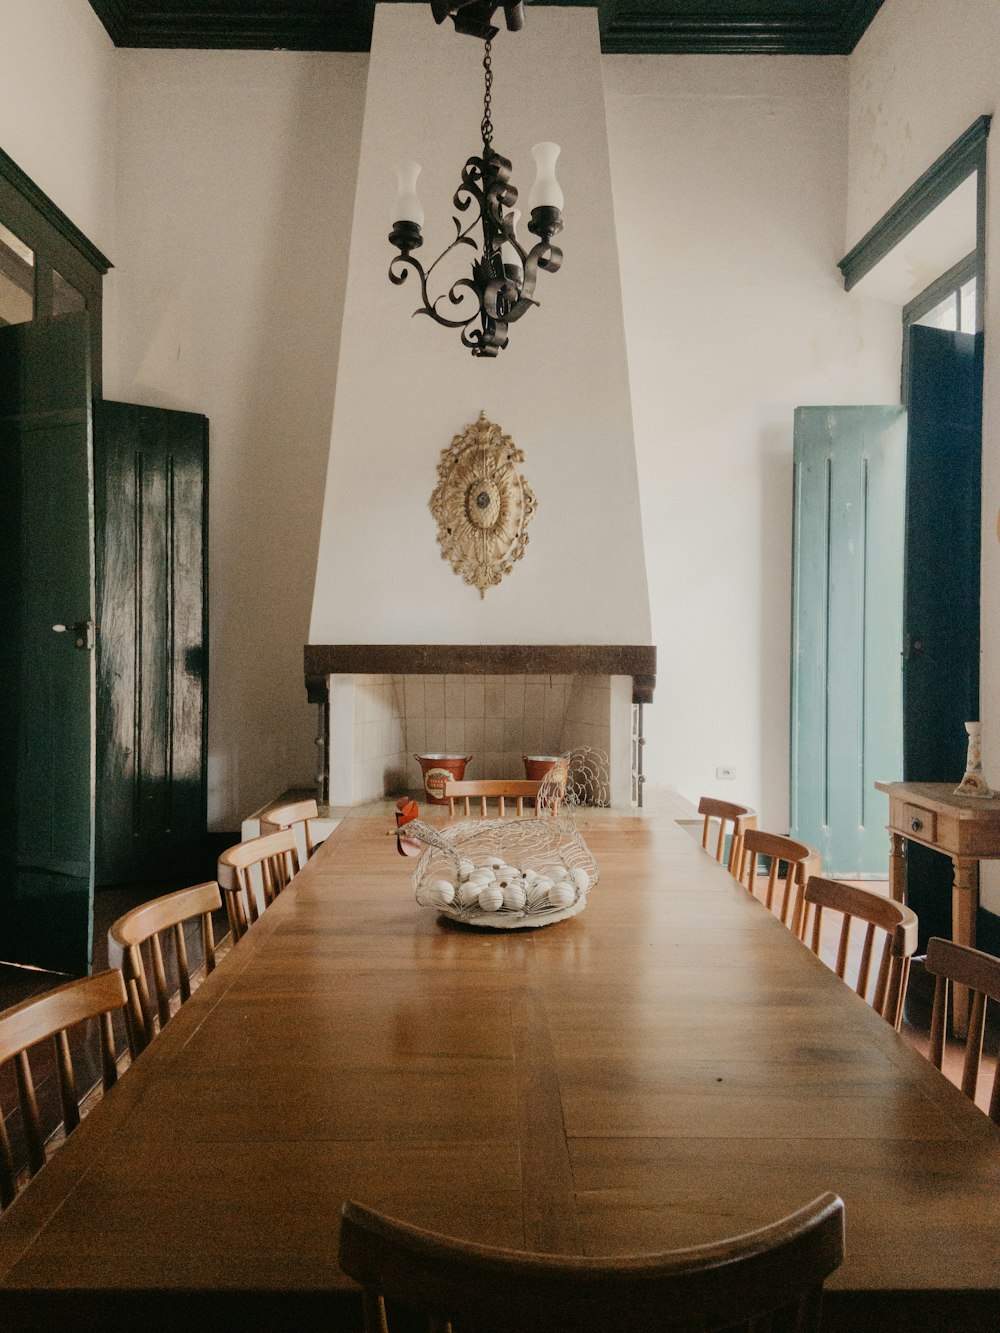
[328,673,629,806]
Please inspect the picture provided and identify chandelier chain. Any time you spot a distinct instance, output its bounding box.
[481,39,493,147]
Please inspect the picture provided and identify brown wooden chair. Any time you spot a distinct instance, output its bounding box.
[260,797,321,859]
[109,881,223,1054]
[338,1192,845,1333]
[696,797,757,876]
[0,970,130,1208]
[735,830,814,932]
[444,779,557,818]
[798,877,918,1030]
[925,936,1000,1123]
[217,829,301,941]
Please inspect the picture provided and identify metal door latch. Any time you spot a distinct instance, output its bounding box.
[52,620,94,650]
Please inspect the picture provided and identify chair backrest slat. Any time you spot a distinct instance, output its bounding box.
[0,970,130,1209]
[55,1029,80,1134]
[15,1050,44,1174]
[925,936,1000,1123]
[150,933,171,1028]
[109,882,223,1052]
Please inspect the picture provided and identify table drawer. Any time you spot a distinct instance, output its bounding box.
[900,802,936,842]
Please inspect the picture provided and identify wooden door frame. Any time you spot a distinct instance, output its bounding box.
[0,145,111,390]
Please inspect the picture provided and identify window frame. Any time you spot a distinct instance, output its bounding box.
[0,145,111,389]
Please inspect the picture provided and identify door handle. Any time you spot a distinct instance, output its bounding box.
[52,620,94,650]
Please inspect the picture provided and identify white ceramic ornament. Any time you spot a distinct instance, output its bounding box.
[419,880,456,908]
[502,883,527,911]
[547,882,576,909]
[478,886,504,912]
[543,864,569,881]
[570,867,590,893]
[457,858,476,880]
[485,857,505,871]
[522,869,540,887]
[526,878,552,908]
[458,883,482,907]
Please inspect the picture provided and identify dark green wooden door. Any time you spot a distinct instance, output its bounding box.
[903,325,982,944]
[94,401,208,885]
[790,407,907,876]
[0,314,95,974]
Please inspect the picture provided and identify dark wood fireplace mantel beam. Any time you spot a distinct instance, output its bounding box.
[304,644,656,704]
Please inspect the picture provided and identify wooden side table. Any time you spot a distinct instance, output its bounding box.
[875,780,1000,1033]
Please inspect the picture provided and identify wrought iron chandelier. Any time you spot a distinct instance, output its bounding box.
[387,9,564,359]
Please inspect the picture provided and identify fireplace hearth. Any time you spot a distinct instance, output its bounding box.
[304,644,655,809]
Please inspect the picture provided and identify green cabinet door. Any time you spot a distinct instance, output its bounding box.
[0,314,95,974]
[791,407,906,877]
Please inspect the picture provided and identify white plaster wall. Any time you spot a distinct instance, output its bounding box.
[110,50,368,829]
[0,0,118,354]
[849,0,1000,911]
[309,6,651,647]
[604,56,901,829]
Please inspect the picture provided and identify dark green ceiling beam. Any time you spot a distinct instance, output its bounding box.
[88,1,887,56]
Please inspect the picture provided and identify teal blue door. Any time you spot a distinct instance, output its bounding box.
[790,407,907,876]
[0,314,95,973]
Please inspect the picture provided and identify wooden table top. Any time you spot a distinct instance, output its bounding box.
[875,780,1000,818]
[1,811,999,1330]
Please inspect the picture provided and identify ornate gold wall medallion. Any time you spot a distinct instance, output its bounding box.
[430,412,536,597]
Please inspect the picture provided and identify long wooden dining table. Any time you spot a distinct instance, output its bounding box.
[0,809,999,1330]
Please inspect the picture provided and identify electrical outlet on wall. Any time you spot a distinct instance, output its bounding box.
[716,766,735,780]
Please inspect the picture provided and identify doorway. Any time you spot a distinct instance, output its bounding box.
[790,118,988,897]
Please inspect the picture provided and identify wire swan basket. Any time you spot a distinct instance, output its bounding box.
[405,749,608,930]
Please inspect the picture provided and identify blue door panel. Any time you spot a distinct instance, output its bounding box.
[791,407,906,877]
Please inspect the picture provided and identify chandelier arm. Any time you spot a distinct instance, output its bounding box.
[429,277,485,327]
[421,213,480,286]
[388,253,435,312]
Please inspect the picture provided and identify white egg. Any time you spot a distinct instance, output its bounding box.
[457,858,476,881]
[478,886,504,912]
[487,857,505,871]
[521,869,540,887]
[458,882,482,908]
[570,867,590,893]
[417,880,456,908]
[495,869,522,889]
[543,864,569,881]
[547,882,576,909]
[468,869,496,887]
[502,882,527,911]
[525,879,552,908]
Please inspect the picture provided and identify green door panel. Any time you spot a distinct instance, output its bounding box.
[0,314,94,974]
[791,406,906,877]
[94,401,209,886]
[903,326,982,946]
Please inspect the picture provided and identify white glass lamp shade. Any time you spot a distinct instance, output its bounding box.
[527,143,563,211]
[501,209,522,273]
[392,161,424,226]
